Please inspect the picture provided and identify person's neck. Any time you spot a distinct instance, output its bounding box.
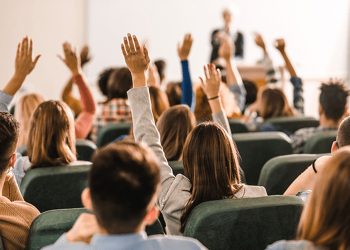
[224,24,230,33]
[319,116,339,129]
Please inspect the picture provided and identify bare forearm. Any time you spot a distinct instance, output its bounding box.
[2,74,26,96]
[280,51,297,77]
[226,60,243,86]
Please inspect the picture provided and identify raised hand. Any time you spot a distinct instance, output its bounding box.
[80,45,91,66]
[218,35,233,62]
[15,37,41,79]
[58,42,81,76]
[177,33,193,61]
[254,33,266,51]
[66,213,99,243]
[200,64,222,99]
[121,33,150,87]
[275,38,285,52]
[147,64,161,87]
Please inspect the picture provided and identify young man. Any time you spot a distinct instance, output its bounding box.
[43,142,206,249]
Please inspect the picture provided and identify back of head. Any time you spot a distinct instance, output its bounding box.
[0,112,19,173]
[27,100,76,168]
[298,147,350,249]
[336,116,350,148]
[166,82,182,106]
[157,105,196,161]
[107,67,132,100]
[98,67,117,98]
[243,79,258,106]
[154,59,166,83]
[319,80,349,122]
[180,122,242,232]
[15,93,45,146]
[89,141,160,233]
[259,86,294,119]
[149,86,170,122]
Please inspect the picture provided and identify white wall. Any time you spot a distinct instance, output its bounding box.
[0,0,86,100]
[87,0,350,83]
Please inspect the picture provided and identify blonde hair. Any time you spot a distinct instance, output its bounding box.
[27,100,77,168]
[297,147,350,250]
[15,93,45,147]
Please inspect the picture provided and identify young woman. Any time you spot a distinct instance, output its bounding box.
[122,34,267,235]
[267,147,350,250]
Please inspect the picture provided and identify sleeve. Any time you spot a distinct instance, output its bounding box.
[62,78,83,115]
[74,74,96,139]
[290,76,304,114]
[228,84,246,111]
[127,87,176,207]
[180,60,193,107]
[41,234,86,249]
[0,91,13,112]
[212,110,232,135]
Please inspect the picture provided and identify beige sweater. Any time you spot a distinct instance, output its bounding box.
[0,174,40,250]
[128,87,267,235]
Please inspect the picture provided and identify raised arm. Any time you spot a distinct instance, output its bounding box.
[1,37,40,111]
[275,38,304,114]
[58,42,96,139]
[121,34,175,207]
[219,36,246,111]
[177,33,193,107]
[254,33,276,83]
[200,64,232,135]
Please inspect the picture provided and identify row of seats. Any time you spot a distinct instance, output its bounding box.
[20,154,318,212]
[25,196,303,250]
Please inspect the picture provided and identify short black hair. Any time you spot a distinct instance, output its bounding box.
[243,79,258,106]
[97,67,116,97]
[107,67,132,100]
[89,141,160,233]
[0,112,19,172]
[337,116,350,148]
[319,81,349,122]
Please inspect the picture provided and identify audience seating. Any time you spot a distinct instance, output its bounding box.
[168,161,184,175]
[96,123,131,148]
[303,130,337,154]
[258,154,319,195]
[75,139,97,161]
[228,119,249,133]
[20,164,91,212]
[233,132,293,185]
[184,196,303,250]
[264,116,320,134]
[26,208,164,250]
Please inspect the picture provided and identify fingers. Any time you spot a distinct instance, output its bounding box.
[143,46,150,64]
[127,33,136,54]
[121,44,127,57]
[204,65,210,80]
[33,55,41,66]
[22,37,28,59]
[133,35,141,52]
[123,36,131,55]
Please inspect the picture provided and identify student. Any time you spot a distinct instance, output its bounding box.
[284,116,350,195]
[254,33,276,83]
[157,105,196,161]
[267,147,350,250]
[14,93,44,148]
[0,36,40,250]
[122,34,266,235]
[149,86,169,122]
[43,142,206,250]
[166,82,182,106]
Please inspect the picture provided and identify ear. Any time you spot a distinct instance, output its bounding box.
[143,206,159,226]
[331,141,338,153]
[81,188,93,210]
[8,153,17,168]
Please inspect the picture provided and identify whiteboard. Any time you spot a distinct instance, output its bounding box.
[86,0,350,84]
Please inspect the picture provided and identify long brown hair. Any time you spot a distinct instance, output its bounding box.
[297,147,350,250]
[27,100,77,168]
[258,86,294,119]
[180,122,242,232]
[157,105,196,161]
[15,93,44,147]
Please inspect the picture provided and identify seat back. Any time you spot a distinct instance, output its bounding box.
[168,161,184,175]
[264,116,319,134]
[76,139,97,161]
[96,123,131,147]
[233,132,293,185]
[258,154,319,195]
[20,164,91,212]
[26,208,164,250]
[228,119,249,133]
[303,131,337,154]
[184,196,303,250]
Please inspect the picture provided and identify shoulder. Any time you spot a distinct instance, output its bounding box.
[266,240,321,250]
[147,235,207,249]
[238,184,267,198]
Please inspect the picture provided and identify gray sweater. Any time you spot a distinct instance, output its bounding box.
[128,87,267,235]
[266,240,327,250]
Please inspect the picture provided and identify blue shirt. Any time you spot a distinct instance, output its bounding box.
[42,232,207,250]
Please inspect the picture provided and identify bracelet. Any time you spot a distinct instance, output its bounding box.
[207,96,220,101]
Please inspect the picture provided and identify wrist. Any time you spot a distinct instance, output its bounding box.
[12,72,26,83]
[132,73,147,87]
[71,68,82,77]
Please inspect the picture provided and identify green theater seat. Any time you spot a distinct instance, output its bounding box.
[26,208,164,250]
[264,116,319,134]
[228,119,249,133]
[184,196,303,250]
[168,161,184,175]
[303,130,337,154]
[96,123,131,148]
[76,139,97,161]
[258,154,319,195]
